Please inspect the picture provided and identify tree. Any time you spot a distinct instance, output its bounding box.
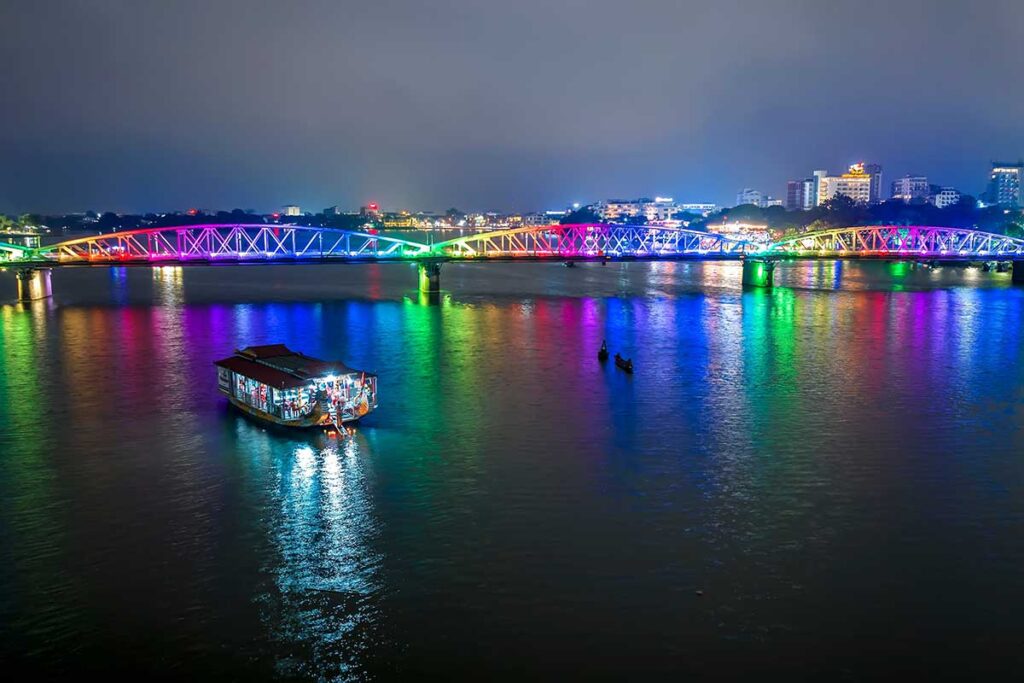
[97,212,121,232]
[560,206,602,224]
[807,194,867,228]
[16,213,39,228]
[1004,221,1024,239]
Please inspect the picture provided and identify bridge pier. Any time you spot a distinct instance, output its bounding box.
[418,261,442,293]
[1013,261,1024,285]
[742,259,775,288]
[15,267,52,301]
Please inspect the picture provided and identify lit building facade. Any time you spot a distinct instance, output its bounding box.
[283,205,301,216]
[932,187,961,209]
[891,175,930,202]
[382,212,418,228]
[735,189,763,207]
[593,200,641,221]
[786,178,816,211]
[817,163,874,205]
[593,197,679,223]
[863,163,883,204]
[677,202,717,216]
[987,162,1023,207]
[706,221,771,243]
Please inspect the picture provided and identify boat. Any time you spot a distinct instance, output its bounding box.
[614,353,633,373]
[563,260,576,268]
[214,344,377,429]
[598,340,609,362]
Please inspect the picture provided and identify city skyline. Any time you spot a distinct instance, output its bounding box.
[3,1,1024,214]
[1,152,1016,218]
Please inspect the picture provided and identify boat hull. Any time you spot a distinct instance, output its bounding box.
[225,395,370,428]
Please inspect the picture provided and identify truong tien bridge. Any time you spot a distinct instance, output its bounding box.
[2,223,1024,301]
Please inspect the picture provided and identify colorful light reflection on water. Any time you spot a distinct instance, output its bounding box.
[1,261,1023,678]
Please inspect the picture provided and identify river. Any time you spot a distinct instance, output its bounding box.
[1,260,1022,678]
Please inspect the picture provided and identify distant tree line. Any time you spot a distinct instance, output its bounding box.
[561,195,1024,239]
[6,196,1024,240]
[0,208,374,234]
[692,195,1024,238]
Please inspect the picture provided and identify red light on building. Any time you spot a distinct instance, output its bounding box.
[187,208,198,216]
[368,203,379,211]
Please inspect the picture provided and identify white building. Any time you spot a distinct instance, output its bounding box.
[736,189,763,207]
[593,197,677,223]
[593,199,641,221]
[932,188,961,209]
[890,175,930,201]
[786,179,813,211]
[677,202,717,216]
[987,162,1023,207]
[283,204,301,216]
[817,163,873,205]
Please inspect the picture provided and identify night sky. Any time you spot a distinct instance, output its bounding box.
[2,0,1023,214]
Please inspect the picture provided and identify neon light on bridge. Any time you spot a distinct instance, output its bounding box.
[0,223,756,265]
[757,226,1024,259]
[2,224,1023,267]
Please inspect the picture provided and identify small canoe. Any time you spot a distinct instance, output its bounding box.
[614,353,633,373]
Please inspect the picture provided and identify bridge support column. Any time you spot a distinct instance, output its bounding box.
[418,262,442,293]
[1013,261,1024,285]
[16,268,52,301]
[742,259,775,288]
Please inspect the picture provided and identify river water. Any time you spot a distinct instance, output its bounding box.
[1,260,1022,678]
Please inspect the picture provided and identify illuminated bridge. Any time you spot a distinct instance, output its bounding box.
[0,223,753,299]
[2,223,1023,300]
[745,225,1024,286]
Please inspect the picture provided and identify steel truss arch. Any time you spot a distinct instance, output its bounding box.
[762,226,1024,259]
[432,223,753,258]
[23,224,432,264]
[0,242,31,261]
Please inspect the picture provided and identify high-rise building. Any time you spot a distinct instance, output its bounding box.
[283,204,301,216]
[986,162,1023,207]
[786,178,816,211]
[891,175,930,201]
[863,163,883,203]
[813,170,829,205]
[932,188,961,209]
[818,163,873,205]
[735,189,763,207]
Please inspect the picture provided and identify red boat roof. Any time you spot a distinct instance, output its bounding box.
[238,344,292,359]
[214,344,373,390]
[215,355,310,389]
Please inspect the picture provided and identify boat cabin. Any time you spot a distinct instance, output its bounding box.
[214,344,377,426]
